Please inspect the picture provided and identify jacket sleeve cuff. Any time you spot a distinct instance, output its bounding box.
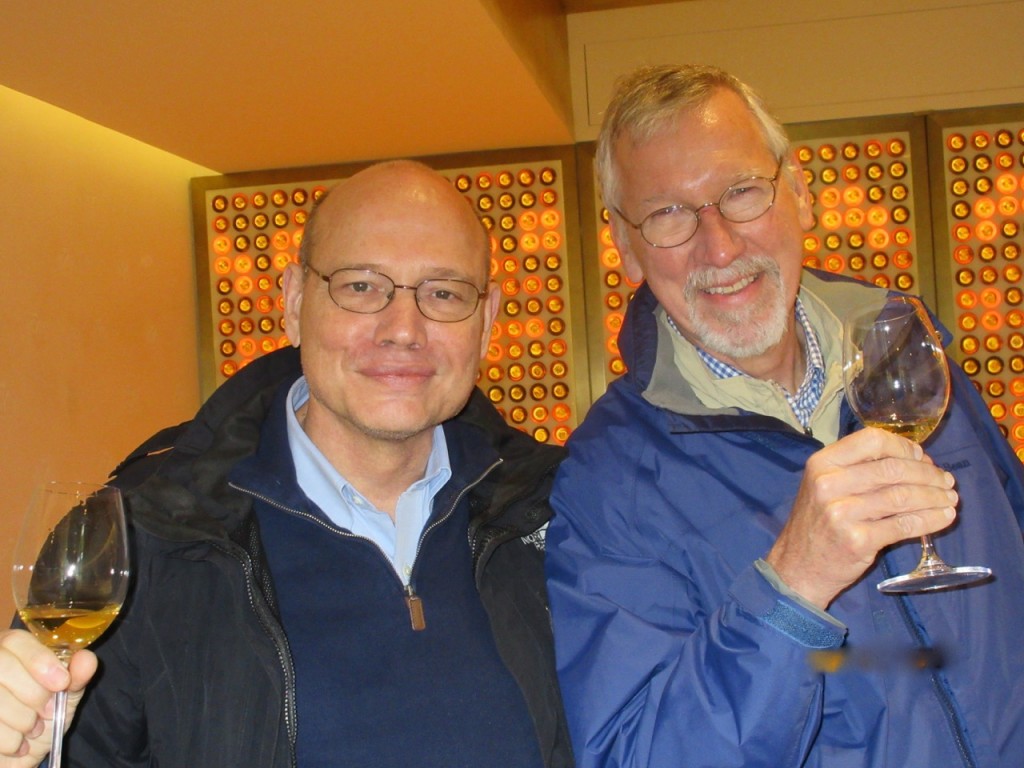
[727,560,848,649]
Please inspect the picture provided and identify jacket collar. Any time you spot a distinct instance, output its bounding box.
[127,346,564,545]
[127,346,304,543]
[617,268,896,429]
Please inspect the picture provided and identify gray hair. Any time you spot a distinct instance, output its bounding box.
[595,63,791,212]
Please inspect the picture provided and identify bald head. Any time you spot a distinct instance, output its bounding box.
[299,160,490,278]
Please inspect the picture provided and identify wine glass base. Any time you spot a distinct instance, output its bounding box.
[878,565,992,594]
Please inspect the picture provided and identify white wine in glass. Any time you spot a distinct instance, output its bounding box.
[843,296,992,593]
[11,481,130,768]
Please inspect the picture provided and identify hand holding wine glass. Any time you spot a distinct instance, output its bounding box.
[843,296,992,593]
[10,482,130,768]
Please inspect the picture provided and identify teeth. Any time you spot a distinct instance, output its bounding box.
[705,274,756,295]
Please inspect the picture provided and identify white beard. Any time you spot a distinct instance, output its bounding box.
[681,254,789,360]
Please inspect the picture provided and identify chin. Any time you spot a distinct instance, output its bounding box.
[356,405,453,443]
[363,426,431,442]
[354,413,434,442]
[691,303,788,360]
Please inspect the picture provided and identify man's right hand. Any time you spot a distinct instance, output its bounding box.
[765,427,960,610]
[0,629,97,768]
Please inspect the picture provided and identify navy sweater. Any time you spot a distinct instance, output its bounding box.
[233,388,542,768]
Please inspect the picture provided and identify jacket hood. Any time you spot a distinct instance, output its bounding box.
[124,346,304,542]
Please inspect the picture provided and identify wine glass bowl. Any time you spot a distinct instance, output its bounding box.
[11,481,130,767]
[844,299,949,444]
[843,296,992,593]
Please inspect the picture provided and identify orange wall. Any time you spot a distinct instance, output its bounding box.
[1,87,214,621]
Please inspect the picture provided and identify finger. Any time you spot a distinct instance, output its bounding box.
[817,427,924,469]
[819,465,957,522]
[0,689,40,758]
[867,472,959,519]
[862,457,956,498]
[65,651,98,694]
[0,633,66,711]
[809,454,955,511]
[0,667,43,759]
[852,504,958,555]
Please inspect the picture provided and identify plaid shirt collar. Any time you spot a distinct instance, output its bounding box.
[668,297,826,428]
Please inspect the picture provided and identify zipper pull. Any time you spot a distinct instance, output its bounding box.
[404,585,426,631]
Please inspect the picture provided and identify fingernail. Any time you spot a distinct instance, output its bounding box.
[944,506,957,521]
[41,663,70,688]
[944,471,956,487]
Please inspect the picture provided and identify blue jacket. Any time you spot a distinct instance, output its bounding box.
[546,271,1024,768]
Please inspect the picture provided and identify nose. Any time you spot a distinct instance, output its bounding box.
[373,286,427,347]
[692,203,744,266]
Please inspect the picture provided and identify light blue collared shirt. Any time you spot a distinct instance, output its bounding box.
[284,376,452,585]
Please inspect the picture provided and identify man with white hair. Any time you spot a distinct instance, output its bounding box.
[546,63,1024,768]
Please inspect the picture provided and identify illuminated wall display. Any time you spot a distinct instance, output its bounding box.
[928,106,1024,460]
[788,116,933,305]
[193,106,1024,456]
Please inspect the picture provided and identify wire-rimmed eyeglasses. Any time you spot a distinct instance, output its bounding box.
[614,157,785,248]
[306,265,488,323]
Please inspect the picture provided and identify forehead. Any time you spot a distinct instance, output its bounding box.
[620,91,773,184]
[311,185,489,278]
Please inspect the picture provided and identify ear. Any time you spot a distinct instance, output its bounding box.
[612,218,646,284]
[478,281,501,359]
[283,262,305,346]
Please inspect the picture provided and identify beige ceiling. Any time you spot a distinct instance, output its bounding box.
[0,0,676,174]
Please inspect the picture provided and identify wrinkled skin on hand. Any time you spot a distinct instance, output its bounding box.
[0,629,97,768]
[766,427,959,610]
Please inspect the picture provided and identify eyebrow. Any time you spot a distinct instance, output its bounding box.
[638,165,778,210]
[326,263,482,283]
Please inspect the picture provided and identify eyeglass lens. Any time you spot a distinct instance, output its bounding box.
[321,268,483,322]
[638,164,781,248]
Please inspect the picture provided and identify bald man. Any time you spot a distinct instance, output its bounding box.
[1,161,573,768]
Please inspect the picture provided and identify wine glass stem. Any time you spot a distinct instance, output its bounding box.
[49,652,72,768]
[916,534,947,572]
[50,688,68,768]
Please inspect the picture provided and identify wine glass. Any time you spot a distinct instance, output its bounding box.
[843,295,991,593]
[11,481,130,768]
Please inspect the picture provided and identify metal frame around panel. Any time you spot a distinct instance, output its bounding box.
[574,141,615,405]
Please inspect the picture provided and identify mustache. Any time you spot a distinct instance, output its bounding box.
[685,255,781,295]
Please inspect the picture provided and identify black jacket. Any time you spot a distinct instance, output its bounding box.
[64,346,574,767]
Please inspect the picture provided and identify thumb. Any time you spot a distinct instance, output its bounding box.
[60,650,98,726]
[65,650,98,694]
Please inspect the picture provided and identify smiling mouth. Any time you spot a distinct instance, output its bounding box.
[364,366,434,385]
[703,273,759,296]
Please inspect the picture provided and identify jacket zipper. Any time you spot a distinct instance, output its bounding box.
[229,457,500,633]
[211,537,299,768]
[467,453,564,581]
[883,557,976,768]
[402,457,502,628]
